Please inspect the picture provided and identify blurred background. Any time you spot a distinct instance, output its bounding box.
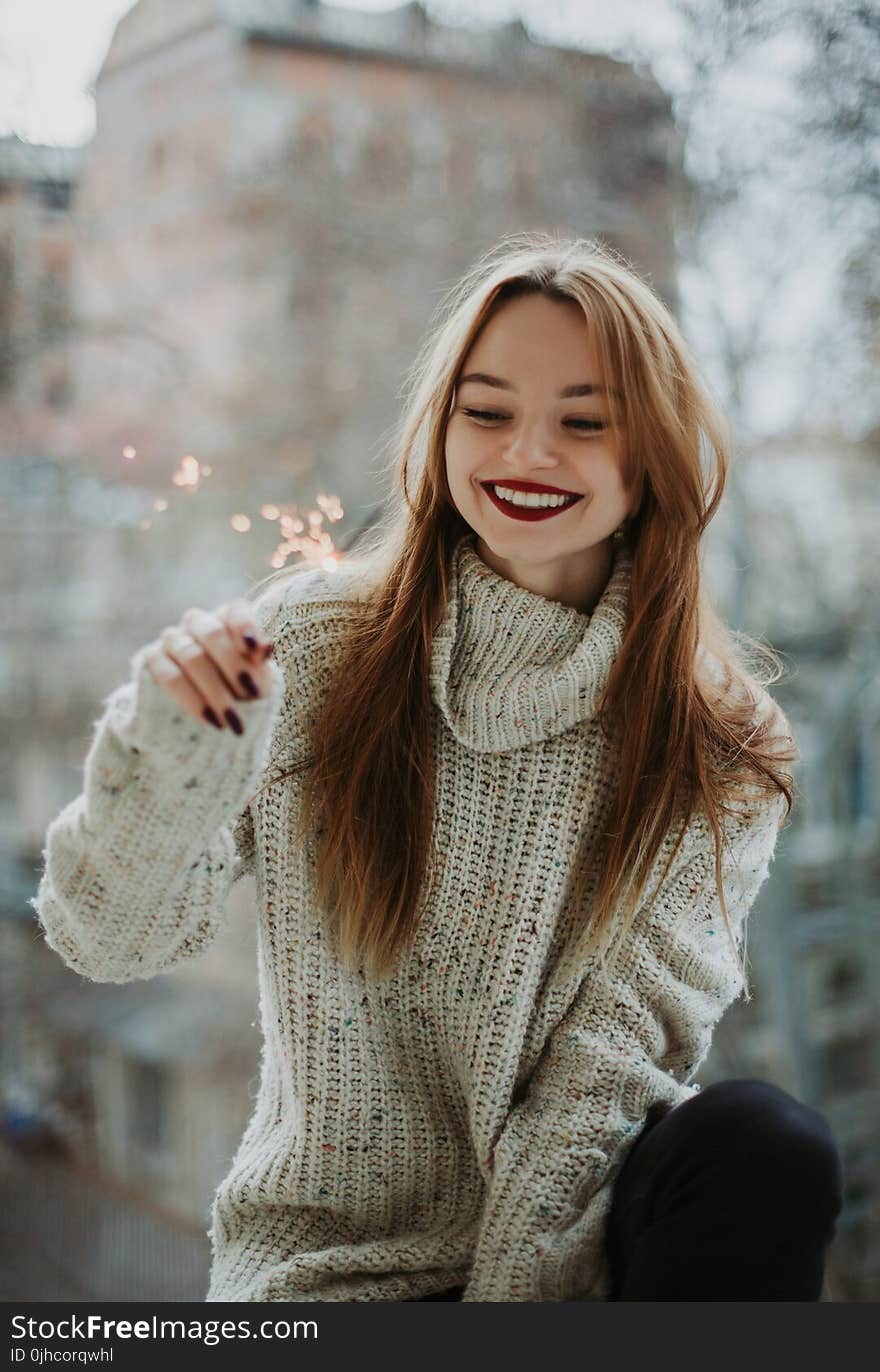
[0,0,877,1302]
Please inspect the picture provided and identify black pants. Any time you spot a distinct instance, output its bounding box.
[412,1077,844,1302]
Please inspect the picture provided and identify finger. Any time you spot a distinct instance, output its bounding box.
[178,608,268,703]
[220,597,275,662]
[160,624,246,728]
[145,646,227,729]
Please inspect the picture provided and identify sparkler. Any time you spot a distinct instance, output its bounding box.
[124,445,345,573]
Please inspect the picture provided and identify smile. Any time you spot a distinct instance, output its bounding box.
[481,481,584,522]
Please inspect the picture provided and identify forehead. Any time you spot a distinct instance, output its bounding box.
[462,293,599,370]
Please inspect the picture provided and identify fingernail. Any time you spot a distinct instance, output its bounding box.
[243,633,259,651]
[239,671,260,698]
[203,706,223,730]
[224,708,244,735]
[262,641,274,659]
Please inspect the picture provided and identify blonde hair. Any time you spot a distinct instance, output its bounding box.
[248,230,798,992]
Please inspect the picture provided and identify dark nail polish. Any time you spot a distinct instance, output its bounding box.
[224,708,244,735]
[244,633,259,651]
[203,706,223,730]
[262,641,274,659]
[239,671,260,698]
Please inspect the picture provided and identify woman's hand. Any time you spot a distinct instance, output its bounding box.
[144,598,276,733]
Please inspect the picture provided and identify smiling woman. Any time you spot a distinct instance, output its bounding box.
[30,230,839,1306]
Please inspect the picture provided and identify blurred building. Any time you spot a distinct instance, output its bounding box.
[0,0,876,1302]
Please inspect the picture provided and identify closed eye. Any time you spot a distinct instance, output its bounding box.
[461,408,606,432]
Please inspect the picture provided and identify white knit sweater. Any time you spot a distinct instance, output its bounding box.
[31,529,788,1302]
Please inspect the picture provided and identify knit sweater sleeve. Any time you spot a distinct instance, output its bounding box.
[28,590,287,985]
[461,789,788,1302]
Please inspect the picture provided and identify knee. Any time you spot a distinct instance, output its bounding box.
[685,1079,843,1200]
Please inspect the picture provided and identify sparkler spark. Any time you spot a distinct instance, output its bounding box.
[121,445,346,570]
[172,454,204,489]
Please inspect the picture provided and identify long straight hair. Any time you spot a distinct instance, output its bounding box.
[248,231,798,993]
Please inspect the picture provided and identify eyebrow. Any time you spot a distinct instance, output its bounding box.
[456,371,621,399]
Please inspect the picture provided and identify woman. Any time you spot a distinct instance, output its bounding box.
[31,232,843,1302]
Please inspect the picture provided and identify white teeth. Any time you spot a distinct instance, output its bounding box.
[490,484,576,509]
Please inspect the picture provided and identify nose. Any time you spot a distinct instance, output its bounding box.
[502,419,558,467]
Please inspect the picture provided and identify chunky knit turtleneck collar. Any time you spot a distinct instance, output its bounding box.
[429,530,633,754]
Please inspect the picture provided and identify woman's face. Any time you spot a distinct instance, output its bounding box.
[445,292,633,611]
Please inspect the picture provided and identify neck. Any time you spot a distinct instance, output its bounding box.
[473,535,616,615]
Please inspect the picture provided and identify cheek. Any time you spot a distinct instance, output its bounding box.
[584,450,626,493]
[445,434,478,484]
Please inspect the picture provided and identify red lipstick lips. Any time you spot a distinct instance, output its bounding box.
[481,479,584,523]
